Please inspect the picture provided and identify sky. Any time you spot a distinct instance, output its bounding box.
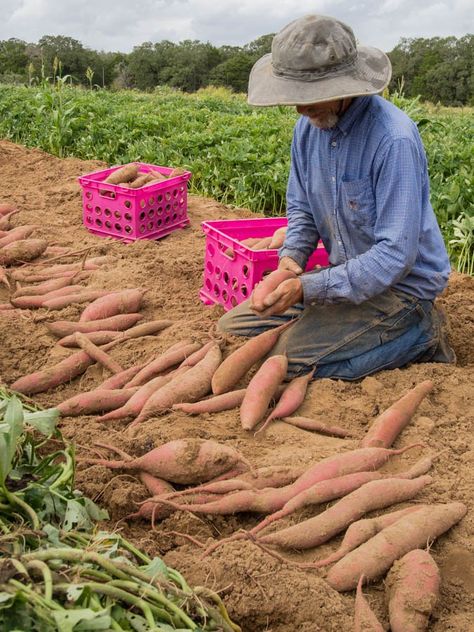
[1,0,473,53]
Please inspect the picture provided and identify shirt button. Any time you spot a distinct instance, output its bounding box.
[331,141,337,147]
[331,176,336,182]
[338,241,342,245]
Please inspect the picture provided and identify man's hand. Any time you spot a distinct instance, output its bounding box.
[279,256,303,275]
[253,277,303,317]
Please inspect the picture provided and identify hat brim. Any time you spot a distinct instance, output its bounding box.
[248,46,392,106]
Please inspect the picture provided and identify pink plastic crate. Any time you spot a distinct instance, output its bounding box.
[78,162,191,242]
[199,217,329,311]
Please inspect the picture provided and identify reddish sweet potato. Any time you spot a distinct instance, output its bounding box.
[42,290,111,310]
[13,275,88,297]
[250,236,273,250]
[386,549,441,632]
[99,367,189,422]
[257,369,314,433]
[0,210,19,230]
[79,288,145,322]
[282,416,355,438]
[250,269,297,312]
[10,350,94,395]
[104,319,173,349]
[212,321,293,395]
[326,502,467,591]
[240,354,288,430]
[0,225,38,248]
[58,330,122,348]
[308,506,426,568]
[129,345,222,428]
[0,267,10,289]
[57,388,138,416]
[46,313,144,338]
[81,438,251,485]
[0,203,17,216]
[355,575,384,632]
[0,239,48,265]
[11,285,85,309]
[179,341,216,367]
[75,332,123,374]
[97,362,147,390]
[126,341,202,387]
[172,388,247,414]
[268,226,287,250]
[258,476,432,550]
[104,164,139,184]
[361,380,434,448]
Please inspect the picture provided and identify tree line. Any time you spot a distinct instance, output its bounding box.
[0,33,472,105]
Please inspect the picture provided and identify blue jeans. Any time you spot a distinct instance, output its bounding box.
[217,289,443,380]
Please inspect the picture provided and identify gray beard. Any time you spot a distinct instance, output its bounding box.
[308,113,339,129]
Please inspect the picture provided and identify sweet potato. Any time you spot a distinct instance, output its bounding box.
[79,288,145,322]
[0,225,38,248]
[240,354,288,430]
[386,549,441,632]
[361,380,434,448]
[268,226,287,250]
[10,350,94,395]
[57,388,138,416]
[172,388,247,414]
[80,438,251,485]
[12,274,89,297]
[75,332,123,374]
[10,256,110,282]
[58,330,122,348]
[97,362,147,390]
[257,369,314,433]
[354,575,384,632]
[99,367,189,422]
[10,285,86,309]
[250,269,297,312]
[129,345,222,428]
[0,239,48,265]
[326,502,467,591]
[42,289,111,310]
[179,341,217,367]
[46,313,144,338]
[0,203,17,216]
[0,266,9,289]
[251,236,273,250]
[308,506,426,568]
[11,270,92,284]
[258,476,432,550]
[104,164,139,184]
[104,319,173,349]
[250,473,422,537]
[282,416,355,437]
[0,210,19,230]
[126,342,202,387]
[173,470,387,519]
[212,321,293,395]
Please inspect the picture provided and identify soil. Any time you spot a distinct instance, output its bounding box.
[0,139,473,632]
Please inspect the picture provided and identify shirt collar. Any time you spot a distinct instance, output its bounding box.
[336,96,372,136]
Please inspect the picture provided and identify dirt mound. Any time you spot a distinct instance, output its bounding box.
[0,139,473,631]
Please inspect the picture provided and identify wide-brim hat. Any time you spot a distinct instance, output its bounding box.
[248,14,392,106]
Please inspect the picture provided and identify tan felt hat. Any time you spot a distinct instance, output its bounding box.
[248,14,392,106]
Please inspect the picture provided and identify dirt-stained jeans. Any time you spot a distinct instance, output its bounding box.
[217,289,441,380]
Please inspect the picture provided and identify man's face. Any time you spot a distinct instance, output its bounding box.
[295,100,344,129]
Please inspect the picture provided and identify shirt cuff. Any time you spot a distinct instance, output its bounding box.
[300,269,328,306]
[278,247,310,271]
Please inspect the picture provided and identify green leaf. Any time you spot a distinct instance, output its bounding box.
[52,608,111,632]
[23,408,59,436]
[141,556,169,580]
[63,499,93,531]
[81,496,109,521]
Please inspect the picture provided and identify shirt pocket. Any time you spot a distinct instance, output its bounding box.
[340,176,376,227]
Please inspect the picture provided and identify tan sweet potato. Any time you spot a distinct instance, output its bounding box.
[104,164,139,184]
[0,239,48,265]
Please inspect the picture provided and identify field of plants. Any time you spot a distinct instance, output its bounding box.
[0,81,472,272]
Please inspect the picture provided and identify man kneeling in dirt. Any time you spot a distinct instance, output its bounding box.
[218,14,455,380]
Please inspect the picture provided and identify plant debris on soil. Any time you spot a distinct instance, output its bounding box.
[0,139,473,632]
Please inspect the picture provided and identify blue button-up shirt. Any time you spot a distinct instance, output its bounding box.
[280,95,451,305]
